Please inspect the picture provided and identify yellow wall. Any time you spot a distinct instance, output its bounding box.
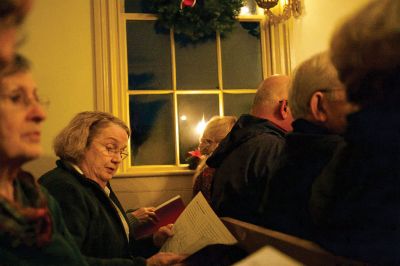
[21,0,94,176]
[291,0,369,66]
[19,0,371,209]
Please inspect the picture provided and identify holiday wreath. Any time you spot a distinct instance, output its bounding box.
[149,0,243,42]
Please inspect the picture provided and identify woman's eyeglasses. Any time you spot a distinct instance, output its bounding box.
[0,90,50,110]
[96,142,128,160]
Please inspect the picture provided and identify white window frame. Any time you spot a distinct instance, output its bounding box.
[92,0,294,177]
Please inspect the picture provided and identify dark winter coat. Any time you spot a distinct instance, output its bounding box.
[39,160,156,266]
[260,119,345,239]
[207,114,286,224]
[310,106,400,264]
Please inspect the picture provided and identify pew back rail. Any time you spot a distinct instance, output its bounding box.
[221,217,365,266]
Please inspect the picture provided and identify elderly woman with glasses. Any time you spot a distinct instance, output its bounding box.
[39,111,184,266]
[0,55,87,265]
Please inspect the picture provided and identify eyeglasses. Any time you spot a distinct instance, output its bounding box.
[0,90,50,110]
[318,88,347,102]
[279,99,289,106]
[200,138,213,145]
[97,142,128,160]
[318,88,345,93]
[0,16,19,29]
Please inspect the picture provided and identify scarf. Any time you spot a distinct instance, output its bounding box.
[0,171,52,248]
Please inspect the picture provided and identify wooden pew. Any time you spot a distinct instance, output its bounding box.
[221,217,366,265]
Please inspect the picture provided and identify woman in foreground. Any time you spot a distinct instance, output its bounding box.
[0,55,87,265]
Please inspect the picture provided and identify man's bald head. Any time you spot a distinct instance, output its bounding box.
[251,75,291,117]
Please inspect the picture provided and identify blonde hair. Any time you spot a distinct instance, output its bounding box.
[199,116,237,156]
[193,115,237,183]
[53,111,130,164]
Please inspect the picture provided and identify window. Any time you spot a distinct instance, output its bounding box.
[93,0,293,176]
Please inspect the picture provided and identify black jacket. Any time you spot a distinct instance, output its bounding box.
[310,106,400,264]
[207,114,286,223]
[260,119,344,239]
[39,160,155,266]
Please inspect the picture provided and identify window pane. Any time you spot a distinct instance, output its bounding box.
[221,22,263,89]
[129,94,175,165]
[126,21,172,90]
[124,0,154,14]
[224,93,255,117]
[175,35,218,90]
[177,94,219,164]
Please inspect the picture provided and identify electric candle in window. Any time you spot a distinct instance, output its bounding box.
[195,117,207,137]
[240,6,250,15]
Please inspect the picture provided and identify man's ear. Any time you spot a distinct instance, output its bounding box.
[310,92,327,122]
[279,100,289,119]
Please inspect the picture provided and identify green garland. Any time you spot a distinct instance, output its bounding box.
[150,0,243,43]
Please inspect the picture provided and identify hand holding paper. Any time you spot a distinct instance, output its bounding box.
[160,192,237,255]
[134,195,185,239]
[153,224,174,247]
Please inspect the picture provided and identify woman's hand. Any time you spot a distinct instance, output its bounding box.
[153,224,174,247]
[146,252,186,266]
[131,207,158,224]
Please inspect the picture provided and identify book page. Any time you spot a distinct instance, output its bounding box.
[233,246,302,266]
[160,192,237,255]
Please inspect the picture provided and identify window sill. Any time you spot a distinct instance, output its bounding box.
[115,167,194,178]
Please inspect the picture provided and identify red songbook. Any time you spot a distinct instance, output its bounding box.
[134,195,185,239]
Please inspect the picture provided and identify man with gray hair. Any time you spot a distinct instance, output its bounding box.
[259,51,357,239]
[207,75,293,224]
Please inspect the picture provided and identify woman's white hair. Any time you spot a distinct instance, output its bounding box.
[193,115,237,184]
